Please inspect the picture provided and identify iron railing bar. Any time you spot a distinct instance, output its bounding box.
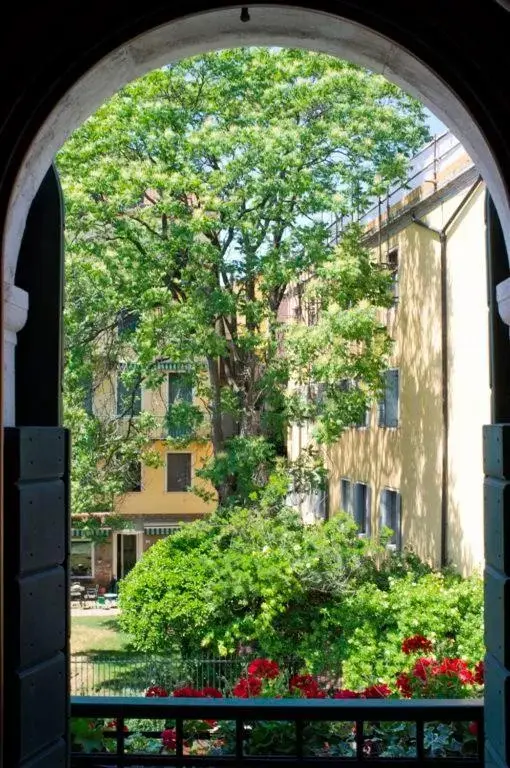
[416,719,424,761]
[355,720,364,761]
[71,695,484,721]
[295,718,304,759]
[117,716,125,768]
[236,718,244,764]
[176,718,184,763]
[70,756,482,767]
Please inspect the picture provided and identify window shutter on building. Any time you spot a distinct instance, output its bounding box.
[167,453,192,491]
[386,369,399,427]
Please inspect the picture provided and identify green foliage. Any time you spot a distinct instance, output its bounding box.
[336,570,484,689]
[59,47,429,508]
[120,489,482,684]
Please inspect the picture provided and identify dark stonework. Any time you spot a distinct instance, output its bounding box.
[1,3,510,766]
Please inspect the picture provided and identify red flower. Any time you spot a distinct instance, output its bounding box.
[106,720,128,732]
[434,658,474,684]
[233,675,263,698]
[247,658,280,680]
[332,689,360,699]
[145,685,169,698]
[289,674,323,699]
[474,661,484,685]
[412,657,436,681]
[396,673,413,698]
[401,635,433,655]
[468,721,478,737]
[162,728,177,750]
[363,684,392,699]
[173,686,204,697]
[201,686,223,698]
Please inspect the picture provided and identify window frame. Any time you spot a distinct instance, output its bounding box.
[379,487,402,550]
[116,372,142,417]
[378,368,400,428]
[340,477,353,516]
[353,481,371,535]
[165,452,193,493]
[70,539,94,580]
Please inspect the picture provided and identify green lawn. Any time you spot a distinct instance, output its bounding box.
[71,615,131,656]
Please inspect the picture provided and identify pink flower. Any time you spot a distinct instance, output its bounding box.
[247,658,280,680]
[162,728,177,750]
[145,685,169,697]
[401,635,434,655]
[233,675,263,698]
[106,719,129,732]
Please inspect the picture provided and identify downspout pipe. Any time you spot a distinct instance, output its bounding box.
[411,176,482,568]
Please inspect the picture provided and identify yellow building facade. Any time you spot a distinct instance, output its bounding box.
[71,366,216,587]
[289,133,490,575]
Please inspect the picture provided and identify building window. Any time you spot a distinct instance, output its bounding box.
[70,540,94,579]
[124,461,142,493]
[117,374,142,417]
[118,308,139,336]
[166,453,192,492]
[353,482,371,535]
[167,372,193,438]
[380,488,402,549]
[82,374,93,416]
[387,248,399,303]
[340,478,353,516]
[378,369,399,428]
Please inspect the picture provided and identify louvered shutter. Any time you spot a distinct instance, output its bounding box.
[386,369,399,427]
[166,453,192,491]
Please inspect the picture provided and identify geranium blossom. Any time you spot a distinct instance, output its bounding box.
[412,657,437,681]
[247,658,280,679]
[401,635,434,655]
[433,658,474,684]
[145,685,169,697]
[395,673,413,698]
[201,686,223,698]
[473,661,484,685]
[233,675,263,698]
[332,689,360,699]
[289,674,324,699]
[173,686,205,698]
[161,728,177,750]
[363,684,392,699]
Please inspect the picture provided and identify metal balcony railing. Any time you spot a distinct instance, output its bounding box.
[71,695,484,767]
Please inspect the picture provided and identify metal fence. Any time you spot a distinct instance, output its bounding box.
[71,695,484,767]
[70,654,257,697]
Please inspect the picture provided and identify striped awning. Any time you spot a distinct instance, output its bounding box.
[71,527,110,538]
[144,526,181,536]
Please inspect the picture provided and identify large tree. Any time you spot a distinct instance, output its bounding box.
[58,47,429,511]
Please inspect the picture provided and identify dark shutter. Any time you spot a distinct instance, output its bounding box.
[386,369,399,427]
[125,461,142,492]
[117,309,139,336]
[166,453,192,491]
